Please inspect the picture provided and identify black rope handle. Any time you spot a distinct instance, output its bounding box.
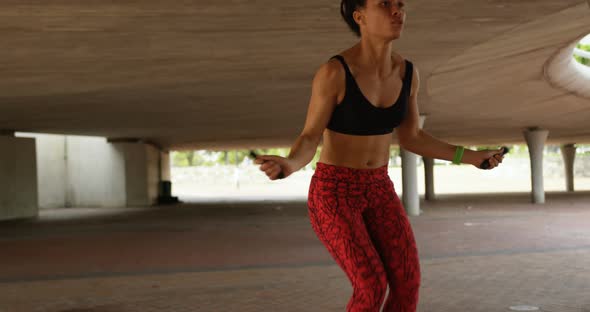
[249,150,285,179]
[480,146,510,169]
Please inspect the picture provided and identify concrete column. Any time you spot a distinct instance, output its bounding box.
[113,142,161,207]
[560,144,576,192]
[423,157,435,201]
[401,115,426,216]
[401,149,419,216]
[523,128,549,204]
[14,132,68,209]
[0,136,38,221]
[160,151,171,181]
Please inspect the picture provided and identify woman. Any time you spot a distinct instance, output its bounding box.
[254,0,505,310]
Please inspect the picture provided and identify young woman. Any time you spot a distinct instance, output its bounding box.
[254,0,505,310]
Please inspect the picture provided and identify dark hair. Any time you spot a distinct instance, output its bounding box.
[340,0,367,37]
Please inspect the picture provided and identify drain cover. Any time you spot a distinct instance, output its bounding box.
[509,305,540,311]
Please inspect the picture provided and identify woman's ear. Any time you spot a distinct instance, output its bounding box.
[353,10,364,27]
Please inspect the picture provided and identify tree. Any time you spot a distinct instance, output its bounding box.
[574,43,590,66]
[185,151,195,166]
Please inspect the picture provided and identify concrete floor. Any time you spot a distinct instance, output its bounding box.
[1,192,590,312]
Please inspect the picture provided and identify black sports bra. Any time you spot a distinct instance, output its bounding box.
[326,55,413,136]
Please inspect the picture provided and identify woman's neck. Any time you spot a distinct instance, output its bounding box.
[354,38,395,78]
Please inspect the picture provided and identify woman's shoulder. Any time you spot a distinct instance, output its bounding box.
[392,52,418,80]
[316,57,345,82]
[313,53,348,85]
[307,55,347,101]
[392,51,411,66]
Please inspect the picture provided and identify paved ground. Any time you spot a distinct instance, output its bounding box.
[1,191,590,311]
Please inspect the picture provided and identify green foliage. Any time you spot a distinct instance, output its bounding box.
[574,55,589,65]
[173,150,217,167]
[171,144,590,167]
[172,148,294,167]
[172,151,189,167]
[468,144,590,157]
[574,43,590,65]
[389,146,401,167]
[472,145,531,157]
[215,150,250,165]
[389,146,400,157]
[473,145,499,151]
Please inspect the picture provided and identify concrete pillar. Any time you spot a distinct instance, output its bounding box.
[560,144,576,192]
[113,142,161,207]
[423,157,435,201]
[0,136,38,221]
[160,151,171,181]
[401,115,426,216]
[401,149,419,216]
[13,132,68,209]
[523,128,549,204]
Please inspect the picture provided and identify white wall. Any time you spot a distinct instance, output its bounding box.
[0,136,38,220]
[65,136,127,207]
[16,133,160,209]
[31,134,66,209]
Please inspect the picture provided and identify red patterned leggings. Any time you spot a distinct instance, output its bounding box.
[307,162,421,312]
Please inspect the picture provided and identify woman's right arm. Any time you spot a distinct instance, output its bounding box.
[287,60,342,171]
[256,59,342,179]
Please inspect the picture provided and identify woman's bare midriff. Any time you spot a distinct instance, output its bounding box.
[318,129,393,169]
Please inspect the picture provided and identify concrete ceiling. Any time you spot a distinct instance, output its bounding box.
[1,0,589,150]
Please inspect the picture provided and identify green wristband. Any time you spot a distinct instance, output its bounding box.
[453,146,465,165]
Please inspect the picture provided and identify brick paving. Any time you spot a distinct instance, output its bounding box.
[1,191,590,311]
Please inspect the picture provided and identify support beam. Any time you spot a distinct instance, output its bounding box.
[523,127,549,204]
[0,129,15,136]
[560,143,576,192]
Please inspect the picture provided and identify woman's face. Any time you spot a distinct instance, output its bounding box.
[355,0,406,40]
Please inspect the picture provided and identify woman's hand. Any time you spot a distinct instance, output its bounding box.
[470,147,506,170]
[254,155,295,180]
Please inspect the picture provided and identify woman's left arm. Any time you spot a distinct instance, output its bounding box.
[395,65,504,169]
